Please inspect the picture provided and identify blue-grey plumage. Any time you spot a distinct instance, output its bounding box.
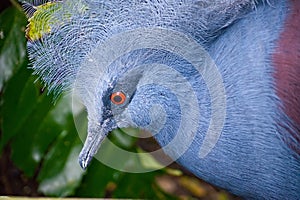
[24,0,300,199]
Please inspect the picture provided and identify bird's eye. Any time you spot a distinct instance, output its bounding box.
[110,91,126,105]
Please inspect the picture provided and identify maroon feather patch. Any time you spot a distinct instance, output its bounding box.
[273,0,300,155]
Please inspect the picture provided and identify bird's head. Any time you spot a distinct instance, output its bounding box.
[75,28,226,169]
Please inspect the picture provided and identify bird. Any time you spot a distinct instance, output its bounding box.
[23,0,299,199]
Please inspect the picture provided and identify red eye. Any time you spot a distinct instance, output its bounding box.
[110,91,126,105]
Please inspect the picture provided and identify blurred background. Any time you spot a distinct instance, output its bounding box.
[0,0,238,199]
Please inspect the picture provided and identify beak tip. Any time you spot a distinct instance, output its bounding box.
[78,152,92,170]
[78,124,114,170]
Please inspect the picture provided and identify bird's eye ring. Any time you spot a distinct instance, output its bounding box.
[111,91,126,105]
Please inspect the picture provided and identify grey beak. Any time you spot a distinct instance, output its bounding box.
[78,123,112,169]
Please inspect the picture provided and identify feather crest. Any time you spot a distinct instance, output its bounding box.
[23,0,258,96]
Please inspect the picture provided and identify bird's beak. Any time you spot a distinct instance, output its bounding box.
[78,121,115,169]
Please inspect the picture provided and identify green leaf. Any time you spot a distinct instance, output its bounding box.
[74,160,119,198]
[109,128,139,150]
[1,66,54,156]
[35,97,85,197]
[0,6,27,90]
[1,50,58,175]
[112,171,163,199]
[0,6,28,154]
[75,159,166,199]
[38,138,84,197]
[137,147,165,170]
[9,90,61,176]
